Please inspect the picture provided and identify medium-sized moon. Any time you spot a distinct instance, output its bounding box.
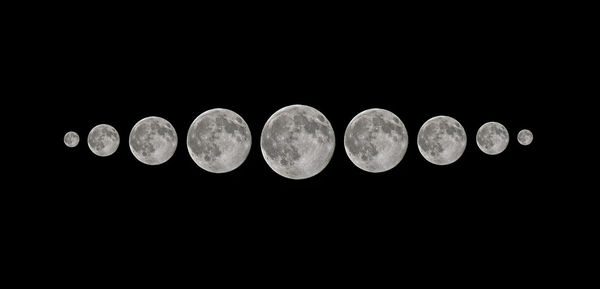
[417,115,467,165]
[261,104,335,180]
[476,121,509,155]
[187,108,252,173]
[518,129,533,146]
[129,116,178,165]
[64,131,79,148]
[88,124,120,157]
[344,108,408,173]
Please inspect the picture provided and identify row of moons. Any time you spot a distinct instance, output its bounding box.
[63,104,534,179]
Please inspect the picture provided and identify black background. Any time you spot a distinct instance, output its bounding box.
[39,7,557,274]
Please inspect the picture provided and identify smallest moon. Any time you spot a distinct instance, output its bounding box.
[64,131,79,148]
[518,129,533,146]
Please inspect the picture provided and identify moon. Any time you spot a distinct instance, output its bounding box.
[344,108,408,173]
[87,124,120,157]
[187,108,252,173]
[417,115,467,165]
[517,129,533,146]
[64,131,79,148]
[476,121,509,155]
[129,116,178,165]
[260,104,335,179]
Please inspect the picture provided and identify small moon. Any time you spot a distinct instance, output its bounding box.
[187,108,252,173]
[476,121,509,155]
[64,131,80,148]
[417,115,467,165]
[129,116,178,165]
[344,108,408,173]
[517,129,533,146]
[87,124,120,157]
[260,104,335,180]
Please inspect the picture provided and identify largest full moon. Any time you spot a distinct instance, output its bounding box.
[187,108,252,173]
[129,116,178,165]
[417,115,467,165]
[260,104,335,179]
[344,108,408,173]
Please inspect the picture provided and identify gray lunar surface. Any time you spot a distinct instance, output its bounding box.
[517,129,533,146]
[344,108,408,173]
[417,115,467,165]
[64,131,80,148]
[260,104,335,179]
[476,121,509,155]
[88,124,120,157]
[187,108,251,173]
[129,116,178,165]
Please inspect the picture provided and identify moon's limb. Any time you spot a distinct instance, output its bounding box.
[129,116,178,165]
[88,124,120,157]
[187,108,252,173]
[344,108,408,173]
[517,129,533,146]
[260,104,335,179]
[476,121,509,155]
[417,115,466,165]
[64,131,79,148]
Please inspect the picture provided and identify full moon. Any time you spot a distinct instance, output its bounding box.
[344,108,408,173]
[417,115,467,165]
[260,104,335,179]
[129,116,178,165]
[476,121,509,155]
[64,131,79,148]
[518,129,533,146]
[87,124,120,157]
[187,108,252,173]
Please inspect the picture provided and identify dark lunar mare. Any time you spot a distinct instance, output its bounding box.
[88,129,105,150]
[89,126,118,151]
[188,118,221,162]
[345,117,378,161]
[130,122,155,156]
[477,123,507,150]
[477,126,494,149]
[188,111,251,165]
[418,122,444,156]
[261,114,301,166]
[262,108,332,167]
